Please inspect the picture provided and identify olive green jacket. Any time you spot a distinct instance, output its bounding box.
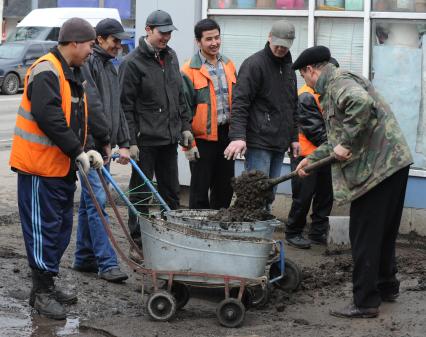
[308,64,413,205]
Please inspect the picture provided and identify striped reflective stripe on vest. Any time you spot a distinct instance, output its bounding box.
[15,106,54,146]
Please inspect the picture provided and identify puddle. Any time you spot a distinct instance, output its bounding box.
[0,289,83,337]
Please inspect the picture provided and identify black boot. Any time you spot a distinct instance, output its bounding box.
[29,269,67,320]
[30,270,77,306]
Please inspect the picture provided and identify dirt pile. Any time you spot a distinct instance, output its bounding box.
[300,255,353,291]
[209,170,274,222]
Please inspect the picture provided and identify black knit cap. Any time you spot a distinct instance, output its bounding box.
[58,17,96,43]
[292,45,331,70]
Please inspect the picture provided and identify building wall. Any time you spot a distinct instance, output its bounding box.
[135,0,201,64]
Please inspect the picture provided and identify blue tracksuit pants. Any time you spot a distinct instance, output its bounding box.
[18,173,76,274]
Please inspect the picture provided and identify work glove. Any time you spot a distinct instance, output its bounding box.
[87,150,104,169]
[185,146,200,162]
[129,145,140,161]
[75,152,90,174]
[181,130,194,148]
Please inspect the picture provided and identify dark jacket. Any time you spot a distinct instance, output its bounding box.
[82,44,130,151]
[298,91,327,147]
[119,37,191,147]
[229,42,298,153]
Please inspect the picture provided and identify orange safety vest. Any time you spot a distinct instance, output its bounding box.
[298,84,322,157]
[181,54,236,142]
[9,52,88,177]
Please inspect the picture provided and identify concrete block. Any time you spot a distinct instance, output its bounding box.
[399,208,412,234]
[411,208,426,236]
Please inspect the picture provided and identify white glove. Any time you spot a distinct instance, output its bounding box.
[185,146,200,162]
[181,130,194,148]
[75,152,90,174]
[87,150,104,169]
[129,145,140,161]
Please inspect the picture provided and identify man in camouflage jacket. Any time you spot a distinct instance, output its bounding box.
[293,46,413,319]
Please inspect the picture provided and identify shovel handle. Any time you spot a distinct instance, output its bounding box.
[266,154,336,188]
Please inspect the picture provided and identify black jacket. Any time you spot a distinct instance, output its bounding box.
[298,92,327,147]
[119,37,191,147]
[229,43,298,152]
[81,44,130,151]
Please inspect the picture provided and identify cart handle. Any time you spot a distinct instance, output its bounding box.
[111,153,171,212]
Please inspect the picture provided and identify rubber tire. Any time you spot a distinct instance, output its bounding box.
[2,73,19,95]
[216,298,246,328]
[269,258,302,292]
[146,290,177,321]
[163,282,190,310]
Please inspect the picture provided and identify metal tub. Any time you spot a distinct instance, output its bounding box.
[139,216,273,284]
[163,209,281,240]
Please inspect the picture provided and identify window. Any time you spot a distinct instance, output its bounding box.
[46,27,60,41]
[209,0,307,9]
[315,18,364,74]
[316,0,364,10]
[211,16,308,86]
[372,0,426,12]
[371,19,426,169]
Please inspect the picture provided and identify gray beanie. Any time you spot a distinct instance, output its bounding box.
[58,17,96,43]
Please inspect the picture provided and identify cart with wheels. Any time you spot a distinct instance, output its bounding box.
[76,158,302,328]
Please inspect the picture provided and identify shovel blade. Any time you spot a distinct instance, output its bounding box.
[327,216,351,250]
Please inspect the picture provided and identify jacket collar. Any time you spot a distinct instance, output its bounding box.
[189,51,230,69]
[264,42,292,64]
[93,44,114,62]
[315,63,337,96]
[138,36,170,60]
[50,46,83,85]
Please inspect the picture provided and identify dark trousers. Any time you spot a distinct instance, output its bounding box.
[128,143,180,245]
[189,124,234,209]
[18,174,75,274]
[286,156,333,238]
[350,166,409,308]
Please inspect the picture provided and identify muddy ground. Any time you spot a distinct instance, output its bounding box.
[1,204,426,337]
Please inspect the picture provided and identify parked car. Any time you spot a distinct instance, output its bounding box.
[0,40,57,95]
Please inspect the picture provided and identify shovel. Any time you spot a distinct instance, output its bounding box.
[260,154,337,190]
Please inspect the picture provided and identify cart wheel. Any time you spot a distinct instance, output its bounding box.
[269,258,302,292]
[229,287,252,309]
[216,298,246,328]
[147,291,177,321]
[163,282,190,310]
[248,283,270,308]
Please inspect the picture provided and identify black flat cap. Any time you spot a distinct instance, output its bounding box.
[59,17,96,43]
[292,46,331,70]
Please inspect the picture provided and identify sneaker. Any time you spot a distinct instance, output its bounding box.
[286,235,311,249]
[309,234,328,245]
[329,303,378,318]
[72,261,98,274]
[99,267,128,283]
[128,246,143,264]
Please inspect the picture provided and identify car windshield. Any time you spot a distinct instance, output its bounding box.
[7,27,51,41]
[0,44,25,59]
